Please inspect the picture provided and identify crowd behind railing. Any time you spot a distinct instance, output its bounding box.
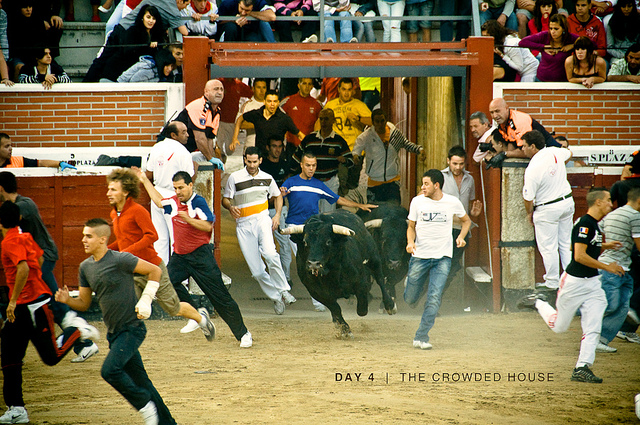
[0,0,638,86]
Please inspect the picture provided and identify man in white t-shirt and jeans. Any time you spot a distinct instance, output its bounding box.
[146,121,195,264]
[405,169,471,350]
[522,130,575,290]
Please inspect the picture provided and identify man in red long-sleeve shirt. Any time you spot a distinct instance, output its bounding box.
[106,168,216,339]
[568,0,607,58]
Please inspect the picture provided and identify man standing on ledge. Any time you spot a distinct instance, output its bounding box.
[522,130,573,290]
[404,169,471,350]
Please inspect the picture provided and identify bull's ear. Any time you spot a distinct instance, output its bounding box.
[364,219,383,229]
[280,225,305,235]
[332,224,355,236]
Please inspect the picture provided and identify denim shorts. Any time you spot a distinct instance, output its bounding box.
[406,0,434,32]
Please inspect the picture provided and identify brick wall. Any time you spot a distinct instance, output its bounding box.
[0,84,184,147]
[493,83,639,146]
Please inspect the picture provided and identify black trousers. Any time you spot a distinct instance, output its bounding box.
[1,297,79,407]
[168,244,248,340]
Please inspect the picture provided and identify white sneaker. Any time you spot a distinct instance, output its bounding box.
[61,310,78,328]
[413,340,432,350]
[302,34,318,43]
[198,308,216,342]
[139,401,158,425]
[617,331,640,344]
[71,342,99,363]
[240,331,253,348]
[274,299,285,315]
[314,304,327,312]
[180,319,200,334]
[349,36,359,43]
[635,393,640,420]
[326,37,334,43]
[77,323,100,342]
[595,342,617,353]
[0,406,29,424]
[281,291,296,305]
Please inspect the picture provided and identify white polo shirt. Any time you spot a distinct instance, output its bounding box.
[147,138,195,198]
[523,147,572,206]
[224,167,280,224]
[408,193,466,260]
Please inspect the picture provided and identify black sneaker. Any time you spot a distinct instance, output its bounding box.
[516,292,548,310]
[571,366,603,383]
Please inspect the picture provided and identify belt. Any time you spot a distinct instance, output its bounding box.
[535,193,572,208]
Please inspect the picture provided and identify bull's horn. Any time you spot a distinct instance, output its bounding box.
[279,225,305,235]
[332,224,355,236]
[364,219,383,229]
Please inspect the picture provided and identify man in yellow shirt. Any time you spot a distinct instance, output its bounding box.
[324,78,372,150]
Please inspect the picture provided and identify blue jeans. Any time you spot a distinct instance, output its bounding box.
[599,270,634,343]
[324,11,353,42]
[479,6,518,32]
[404,256,451,342]
[102,322,176,425]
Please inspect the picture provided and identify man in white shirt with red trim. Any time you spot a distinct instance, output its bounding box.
[522,130,575,290]
[223,146,295,315]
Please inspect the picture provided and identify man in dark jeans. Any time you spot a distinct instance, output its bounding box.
[56,218,175,425]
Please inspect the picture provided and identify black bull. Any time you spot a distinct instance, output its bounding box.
[359,204,411,309]
[281,210,397,338]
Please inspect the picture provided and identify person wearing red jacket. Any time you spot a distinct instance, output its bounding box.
[567,0,606,58]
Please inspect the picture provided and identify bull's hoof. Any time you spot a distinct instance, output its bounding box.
[386,301,398,315]
[335,324,354,340]
[383,298,398,315]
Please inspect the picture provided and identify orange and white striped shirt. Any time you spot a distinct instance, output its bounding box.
[224,167,280,224]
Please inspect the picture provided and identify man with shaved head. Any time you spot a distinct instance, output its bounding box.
[176,79,226,168]
[486,97,560,167]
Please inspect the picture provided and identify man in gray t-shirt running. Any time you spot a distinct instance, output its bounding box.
[56,218,176,425]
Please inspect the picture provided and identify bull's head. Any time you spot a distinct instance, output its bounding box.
[281,220,355,277]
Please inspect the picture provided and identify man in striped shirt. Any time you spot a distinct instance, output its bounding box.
[597,187,640,349]
[223,146,295,315]
[291,108,353,212]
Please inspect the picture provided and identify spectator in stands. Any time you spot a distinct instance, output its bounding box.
[167,43,183,82]
[316,77,361,103]
[353,0,377,42]
[117,48,177,83]
[182,0,219,37]
[217,78,253,158]
[274,0,318,42]
[280,78,323,157]
[28,0,64,58]
[567,0,606,57]
[18,46,70,88]
[611,151,640,207]
[604,0,640,60]
[590,0,613,17]
[470,110,496,164]
[479,0,518,32]
[482,19,539,81]
[565,35,606,87]
[608,42,640,82]
[0,133,75,169]
[63,0,101,22]
[516,0,563,39]
[84,4,166,82]
[377,0,405,42]
[0,0,12,85]
[118,0,189,37]
[405,0,434,41]
[218,0,276,42]
[6,0,47,81]
[519,13,578,81]
[313,0,357,42]
[486,97,559,166]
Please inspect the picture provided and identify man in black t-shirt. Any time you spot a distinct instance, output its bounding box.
[231,90,304,156]
[518,188,624,383]
[259,137,295,288]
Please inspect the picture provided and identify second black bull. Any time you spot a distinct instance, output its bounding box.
[281,209,397,338]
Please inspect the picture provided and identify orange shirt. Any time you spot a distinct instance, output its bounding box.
[109,197,162,266]
[1,227,51,304]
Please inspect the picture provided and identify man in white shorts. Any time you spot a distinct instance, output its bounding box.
[518,188,624,383]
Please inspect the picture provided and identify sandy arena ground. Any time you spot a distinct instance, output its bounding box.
[9,209,640,425]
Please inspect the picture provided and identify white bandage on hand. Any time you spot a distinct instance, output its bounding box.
[135,280,160,319]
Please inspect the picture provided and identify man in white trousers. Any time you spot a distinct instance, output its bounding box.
[518,188,624,383]
[223,146,295,315]
[146,121,195,264]
[522,130,574,290]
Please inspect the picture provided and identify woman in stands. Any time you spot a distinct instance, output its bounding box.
[564,36,606,88]
[18,47,71,88]
[519,13,578,81]
[482,19,539,82]
[117,48,177,83]
[604,0,640,60]
[527,0,557,36]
